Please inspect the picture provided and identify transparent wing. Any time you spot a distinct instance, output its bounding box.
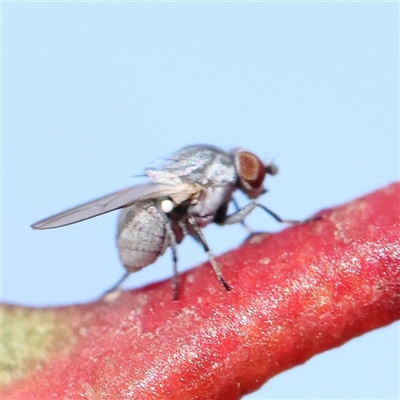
[31,182,199,230]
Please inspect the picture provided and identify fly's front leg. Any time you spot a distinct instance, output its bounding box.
[217,201,259,225]
[219,201,302,226]
[256,204,303,224]
[187,215,231,292]
[230,197,253,232]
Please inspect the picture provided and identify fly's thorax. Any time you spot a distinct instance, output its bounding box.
[188,147,236,186]
[147,145,237,187]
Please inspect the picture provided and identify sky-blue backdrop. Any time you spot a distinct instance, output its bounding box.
[3,2,398,399]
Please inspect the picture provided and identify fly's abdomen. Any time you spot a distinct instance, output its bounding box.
[116,200,166,272]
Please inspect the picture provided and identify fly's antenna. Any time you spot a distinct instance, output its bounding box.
[264,153,280,177]
[266,163,278,176]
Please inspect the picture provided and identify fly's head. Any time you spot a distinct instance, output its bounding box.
[234,149,278,199]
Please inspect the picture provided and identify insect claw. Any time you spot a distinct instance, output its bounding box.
[102,287,123,302]
[220,278,232,292]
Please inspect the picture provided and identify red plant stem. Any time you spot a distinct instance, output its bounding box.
[3,183,400,399]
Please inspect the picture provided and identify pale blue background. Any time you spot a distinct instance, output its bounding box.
[2,2,399,399]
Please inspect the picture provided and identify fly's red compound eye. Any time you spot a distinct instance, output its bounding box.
[236,150,266,191]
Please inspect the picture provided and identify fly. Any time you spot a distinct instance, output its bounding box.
[31,144,297,299]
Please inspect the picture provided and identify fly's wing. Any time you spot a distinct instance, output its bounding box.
[31,182,200,230]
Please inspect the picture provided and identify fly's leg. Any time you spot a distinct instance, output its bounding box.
[257,204,302,224]
[164,217,180,301]
[102,270,131,300]
[220,201,302,226]
[187,215,231,292]
[231,197,252,233]
[218,201,258,225]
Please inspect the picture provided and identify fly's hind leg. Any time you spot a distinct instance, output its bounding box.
[164,218,180,301]
[102,271,131,301]
[187,215,231,292]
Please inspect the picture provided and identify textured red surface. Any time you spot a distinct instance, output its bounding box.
[3,183,400,399]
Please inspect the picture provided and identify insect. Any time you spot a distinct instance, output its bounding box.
[32,144,294,299]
